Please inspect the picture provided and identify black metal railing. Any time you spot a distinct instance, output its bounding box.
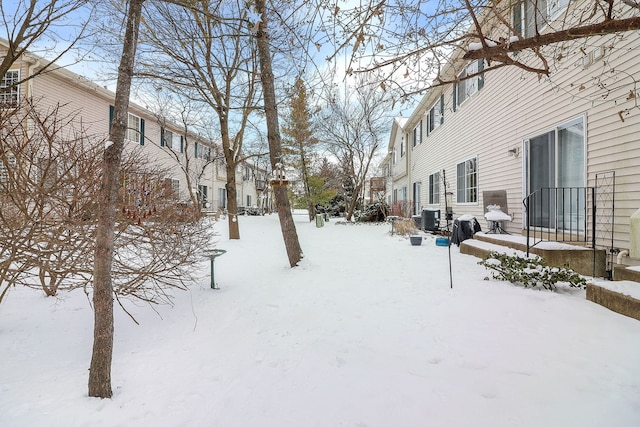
[523,187,596,257]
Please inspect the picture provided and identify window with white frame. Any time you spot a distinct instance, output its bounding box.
[195,142,211,160]
[163,178,180,198]
[243,165,253,181]
[127,114,144,145]
[547,0,570,20]
[456,60,484,107]
[1,70,20,107]
[164,129,174,150]
[412,120,423,147]
[428,96,443,132]
[512,0,570,38]
[38,158,58,190]
[198,184,208,206]
[429,172,440,204]
[456,157,478,203]
[161,128,183,152]
[218,187,227,209]
[400,139,405,157]
[0,154,16,187]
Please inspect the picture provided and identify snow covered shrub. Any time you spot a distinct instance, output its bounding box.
[356,201,389,222]
[478,252,587,291]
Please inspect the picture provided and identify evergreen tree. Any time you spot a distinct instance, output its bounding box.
[281,77,319,221]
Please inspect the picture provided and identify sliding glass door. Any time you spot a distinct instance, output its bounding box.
[525,117,585,230]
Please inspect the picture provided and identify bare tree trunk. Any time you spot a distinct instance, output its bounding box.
[219,113,240,239]
[89,0,144,399]
[255,0,302,267]
[346,184,361,221]
[226,174,240,239]
[300,153,315,222]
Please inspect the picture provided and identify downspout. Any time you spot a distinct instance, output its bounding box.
[617,250,629,264]
[24,54,41,99]
[24,55,41,141]
[405,132,411,214]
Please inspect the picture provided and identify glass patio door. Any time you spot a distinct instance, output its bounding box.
[525,117,585,230]
[527,131,555,228]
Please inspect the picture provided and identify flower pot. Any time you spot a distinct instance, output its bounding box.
[410,236,423,246]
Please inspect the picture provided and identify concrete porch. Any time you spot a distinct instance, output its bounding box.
[459,232,640,321]
[460,232,607,277]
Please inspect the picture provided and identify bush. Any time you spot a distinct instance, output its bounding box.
[355,201,389,222]
[392,218,419,236]
[478,251,588,291]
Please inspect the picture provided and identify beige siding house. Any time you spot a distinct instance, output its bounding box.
[2,42,263,214]
[385,117,411,216]
[388,4,640,267]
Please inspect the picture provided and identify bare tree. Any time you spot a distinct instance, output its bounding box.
[0,0,94,84]
[148,94,219,213]
[137,0,261,240]
[0,98,213,306]
[316,79,390,221]
[111,155,215,306]
[0,102,96,300]
[325,0,640,97]
[255,0,303,267]
[89,0,144,399]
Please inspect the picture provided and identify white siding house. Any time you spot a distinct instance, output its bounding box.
[1,41,263,215]
[389,3,640,266]
[386,117,410,216]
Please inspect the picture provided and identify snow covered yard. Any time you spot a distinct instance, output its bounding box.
[1,213,639,427]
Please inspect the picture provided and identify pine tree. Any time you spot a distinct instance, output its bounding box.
[281,77,319,221]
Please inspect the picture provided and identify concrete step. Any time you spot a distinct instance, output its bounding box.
[459,233,640,321]
[586,281,640,321]
[613,264,640,282]
[465,232,607,277]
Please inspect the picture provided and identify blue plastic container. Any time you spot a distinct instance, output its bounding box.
[435,237,449,246]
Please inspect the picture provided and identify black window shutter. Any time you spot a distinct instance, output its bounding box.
[180,136,184,153]
[440,95,445,124]
[160,127,165,147]
[109,105,114,132]
[140,119,145,145]
[452,85,457,112]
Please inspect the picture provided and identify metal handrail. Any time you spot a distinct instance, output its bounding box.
[523,187,596,261]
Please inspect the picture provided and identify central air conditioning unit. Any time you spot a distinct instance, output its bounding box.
[422,209,441,231]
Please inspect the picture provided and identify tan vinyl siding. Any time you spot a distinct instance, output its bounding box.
[400,16,640,253]
[5,56,219,206]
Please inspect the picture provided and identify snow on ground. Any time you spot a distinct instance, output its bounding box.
[1,213,640,427]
